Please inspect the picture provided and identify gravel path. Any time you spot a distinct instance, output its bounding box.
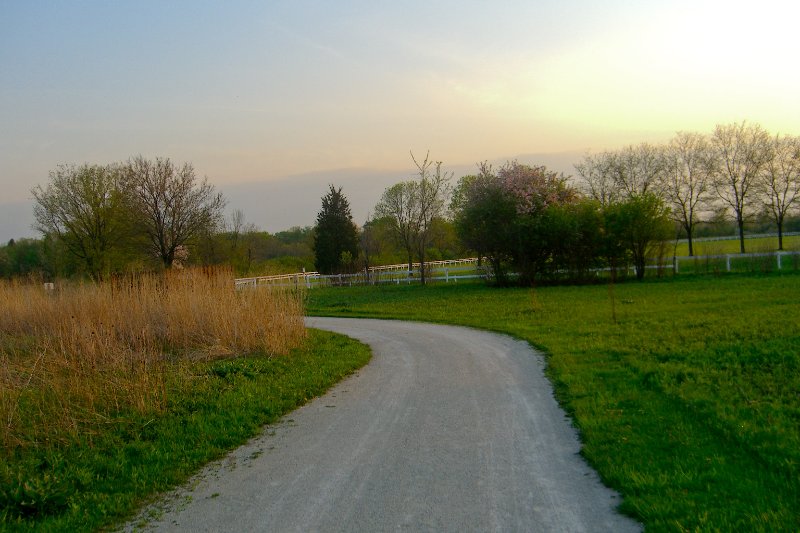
[126,318,640,532]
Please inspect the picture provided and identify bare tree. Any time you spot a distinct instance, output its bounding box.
[226,209,258,274]
[121,156,225,268]
[709,122,772,253]
[410,151,452,285]
[575,143,664,205]
[759,134,800,250]
[661,132,713,256]
[374,151,451,284]
[614,143,665,198]
[574,151,620,207]
[32,163,127,280]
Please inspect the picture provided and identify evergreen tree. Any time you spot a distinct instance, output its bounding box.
[313,185,359,274]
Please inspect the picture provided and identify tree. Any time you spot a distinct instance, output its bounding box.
[375,181,418,273]
[661,131,713,256]
[359,214,379,277]
[375,151,451,284]
[0,238,49,279]
[313,185,359,275]
[453,161,583,284]
[452,164,517,284]
[613,143,665,199]
[575,144,665,205]
[543,199,604,280]
[359,215,404,267]
[709,122,772,253]
[410,152,452,284]
[32,163,127,280]
[121,156,225,268]
[604,194,673,280]
[759,134,800,250]
[498,161,578,283]
[574,151,620,207]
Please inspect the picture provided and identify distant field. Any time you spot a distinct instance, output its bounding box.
[674,234,800,256]
[307,272,800,531]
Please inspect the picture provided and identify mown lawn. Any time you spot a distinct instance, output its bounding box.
[307,272,800,532]
[0,330,370,532]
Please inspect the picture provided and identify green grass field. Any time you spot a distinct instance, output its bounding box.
[673,234,800,256]
[307,273,800,532]
[0,330,370,532]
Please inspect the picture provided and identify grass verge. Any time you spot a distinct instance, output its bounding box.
[1,328,370,532]
[307,272,800,532]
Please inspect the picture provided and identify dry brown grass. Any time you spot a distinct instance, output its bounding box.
[0,267,305,450]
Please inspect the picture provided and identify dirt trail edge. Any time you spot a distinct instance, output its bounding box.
[126,317,641,532]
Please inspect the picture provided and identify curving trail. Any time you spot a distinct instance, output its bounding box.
[128,318,640,532]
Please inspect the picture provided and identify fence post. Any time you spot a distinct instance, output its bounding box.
[726,254,731,272]
[777,252,782,270]
[445,268,449,283]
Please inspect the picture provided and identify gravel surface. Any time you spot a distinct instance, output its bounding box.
[125,318,641,532]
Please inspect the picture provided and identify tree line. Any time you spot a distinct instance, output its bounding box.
[575,122,800,254]
[3,121,798,282]
[315,122,799,285]
[1,156,322,280]
[25,156,224,280]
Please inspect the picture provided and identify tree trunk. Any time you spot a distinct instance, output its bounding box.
[635,251,646,280]
[419,247,426,285]
[686,223,694,257]
[737,216,746,254]
[777,218,784,251]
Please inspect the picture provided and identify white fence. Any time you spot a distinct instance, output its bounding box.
[672,250,800,273]
[234,258,486,289]
[235,251,800,289]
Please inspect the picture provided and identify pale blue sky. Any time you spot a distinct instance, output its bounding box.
[1,0,799,238]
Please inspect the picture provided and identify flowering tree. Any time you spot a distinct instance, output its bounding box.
[453,161,584,284]
[452,163,517,284]
[497,162,579,283]
[498,161,577,215]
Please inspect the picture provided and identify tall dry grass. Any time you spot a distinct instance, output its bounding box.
[0,267,305,450]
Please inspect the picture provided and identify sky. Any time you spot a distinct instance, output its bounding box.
[2,0,799,241]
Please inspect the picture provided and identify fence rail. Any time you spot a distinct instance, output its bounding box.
[234,251,800,289]
[234,258,485,289]
[672,250,800,274]
[677,231,800,244]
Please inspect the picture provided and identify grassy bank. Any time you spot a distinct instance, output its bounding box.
[307,273,800,531]
[1,271,371,531]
